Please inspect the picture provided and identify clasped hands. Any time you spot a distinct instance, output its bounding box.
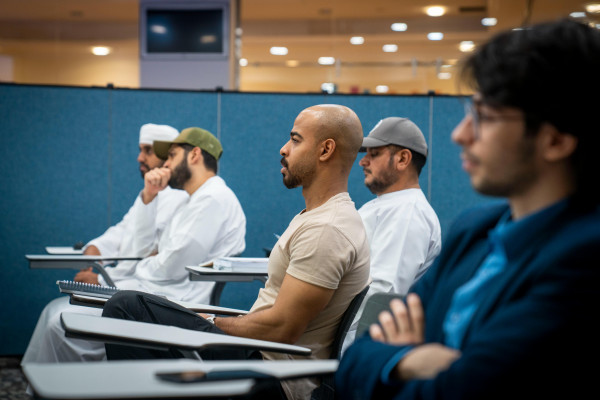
[370,293,461,381]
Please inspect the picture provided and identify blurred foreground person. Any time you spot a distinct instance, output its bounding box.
[336,18,600,400]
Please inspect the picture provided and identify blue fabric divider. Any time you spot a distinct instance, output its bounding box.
[0,84,496,355]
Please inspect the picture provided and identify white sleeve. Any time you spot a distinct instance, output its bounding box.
[133,195,231,284]
[365,201,437,296]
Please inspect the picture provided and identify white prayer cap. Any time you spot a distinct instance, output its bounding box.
[139,123,179,145]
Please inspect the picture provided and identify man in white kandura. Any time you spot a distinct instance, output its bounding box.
[342,117,442,353]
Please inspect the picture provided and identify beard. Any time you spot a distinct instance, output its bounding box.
[281,157,315,189]
[364,158,398,195]
[168,157,192,190]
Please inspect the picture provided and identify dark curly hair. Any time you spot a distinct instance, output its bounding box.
[460,18,600,205]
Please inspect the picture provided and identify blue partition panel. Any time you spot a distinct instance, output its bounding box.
[0,84,492,355]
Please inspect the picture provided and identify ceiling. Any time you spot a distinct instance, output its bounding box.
[0,0,598,94]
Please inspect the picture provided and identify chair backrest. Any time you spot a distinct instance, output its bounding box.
[356,292,404,339]
[311,285,370,400]
[329,284,370,361]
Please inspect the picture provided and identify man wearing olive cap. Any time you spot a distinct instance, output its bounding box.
[129,127,246,300]
[342,117,442,353]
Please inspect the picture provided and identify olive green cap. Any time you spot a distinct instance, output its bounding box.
[153,127,223,161]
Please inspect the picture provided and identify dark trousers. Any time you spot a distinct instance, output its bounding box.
[102,290,287,399]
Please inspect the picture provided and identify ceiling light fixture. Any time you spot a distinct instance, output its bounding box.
[91,46,111,56]
[391,23,408,32]
[382,44,398,52]
[239,58,248,67]
[459,41,475,52]
[570,11,587,18]
[426,6,446,17]
[438,72,452,80]
[585,3,600,13]
[350,36,365,45]
[318,57,335,65]
[270,46,288,55]
[427,32,444,41]
[375,85,389,93]
[481,17,497,26]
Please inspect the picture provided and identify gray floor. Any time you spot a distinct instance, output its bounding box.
[0,357,31,400]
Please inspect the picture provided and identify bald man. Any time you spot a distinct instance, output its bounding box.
[102,104,371,400]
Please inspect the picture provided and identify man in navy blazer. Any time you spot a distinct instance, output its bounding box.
[335,18,600,400]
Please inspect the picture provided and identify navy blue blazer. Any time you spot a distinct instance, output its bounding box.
[335,199,600,400]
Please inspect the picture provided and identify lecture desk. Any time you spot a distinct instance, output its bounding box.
[26,254,141,287]
[186,265,268,306]
[23,358,338,400]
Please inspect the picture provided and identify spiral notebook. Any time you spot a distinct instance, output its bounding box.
[56,280,119,299]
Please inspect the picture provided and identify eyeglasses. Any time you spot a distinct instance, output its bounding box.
[463,101,524,139]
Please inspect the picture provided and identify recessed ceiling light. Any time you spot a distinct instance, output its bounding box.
[318,57,335,65]
[239,58,248,67]
[481,17,497,26]
[427,32,444,41]
[586,3,600,13]
[438,72,452,80]
[350,36,365,45]
[375,85,389,93]
[270,46,288,55]
[382,44,398,52]
[286,60,300,67]
[426,6,446,17]
[570,11,587,18]
[91,46,111,56]
[391,23,408,32]
[459,41,475,52]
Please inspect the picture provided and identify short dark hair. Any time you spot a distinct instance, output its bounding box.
[460,18,600,204]
[176,143,218,174]
[388,144,426,176]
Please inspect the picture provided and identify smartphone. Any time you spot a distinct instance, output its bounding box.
[156,369,271,384]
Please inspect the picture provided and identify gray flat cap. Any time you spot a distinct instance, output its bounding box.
[360,117,428,157]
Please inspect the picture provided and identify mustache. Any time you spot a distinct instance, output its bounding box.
[139,162,149,170]
[362,167,371,174]
[280,157,288,168]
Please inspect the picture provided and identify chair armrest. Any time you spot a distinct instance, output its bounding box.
[60,312,311,356]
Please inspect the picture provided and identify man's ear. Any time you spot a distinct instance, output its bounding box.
[189,147,203,165]
[319,138,336,161]
[393,149,412,171]
[539,123,578,162]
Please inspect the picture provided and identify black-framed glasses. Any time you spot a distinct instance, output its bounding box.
[463,100,524,140]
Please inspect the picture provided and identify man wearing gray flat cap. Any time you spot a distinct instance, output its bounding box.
[342,117,442,354]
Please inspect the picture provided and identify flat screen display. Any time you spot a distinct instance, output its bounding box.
[140,1,229,60]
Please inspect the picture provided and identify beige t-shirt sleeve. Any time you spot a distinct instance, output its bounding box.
[285,223,356,289]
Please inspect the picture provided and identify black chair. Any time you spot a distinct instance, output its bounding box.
[311,284,370,400]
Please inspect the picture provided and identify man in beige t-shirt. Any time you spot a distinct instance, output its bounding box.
[103,104,371,400]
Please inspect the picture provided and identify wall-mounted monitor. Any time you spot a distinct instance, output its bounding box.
[140,0,230,60]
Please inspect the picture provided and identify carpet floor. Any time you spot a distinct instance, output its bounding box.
[0,357,31,400]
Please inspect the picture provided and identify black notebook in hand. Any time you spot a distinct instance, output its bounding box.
[56,280,119,299]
